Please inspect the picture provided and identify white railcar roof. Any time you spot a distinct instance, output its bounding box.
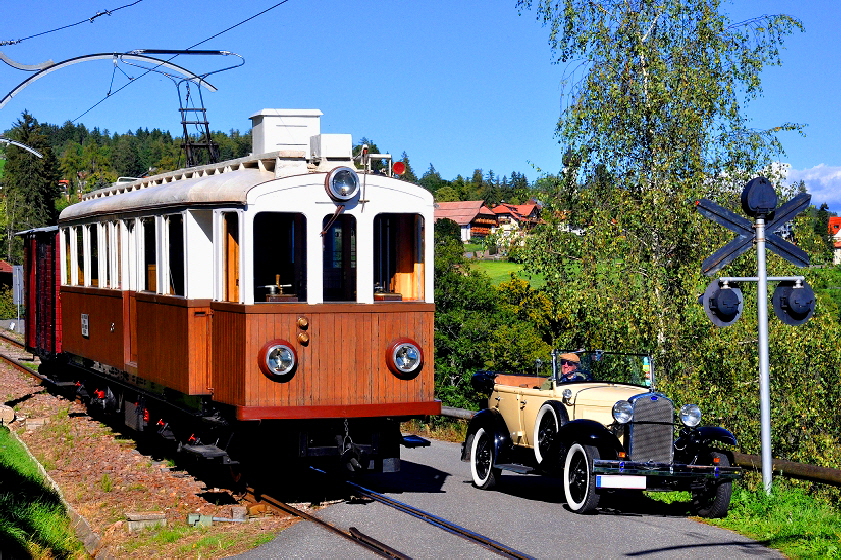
[60,152,292,222]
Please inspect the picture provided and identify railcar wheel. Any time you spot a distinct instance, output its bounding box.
[563,442,600,513]
[470,427,500,490]
[690,451,733,518]
[533,403,560,467]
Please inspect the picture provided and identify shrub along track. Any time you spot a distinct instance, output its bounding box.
[0,331,296,557]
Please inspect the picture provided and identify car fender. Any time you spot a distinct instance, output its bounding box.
[695,426,738,446]
[557,419,623,458]
[461,408,513,463]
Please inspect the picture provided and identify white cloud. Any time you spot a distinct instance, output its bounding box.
[782,164,841,213]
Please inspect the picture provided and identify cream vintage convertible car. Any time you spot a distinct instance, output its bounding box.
[461,350,741,516]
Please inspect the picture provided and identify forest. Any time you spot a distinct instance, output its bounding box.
[2,0,841,494]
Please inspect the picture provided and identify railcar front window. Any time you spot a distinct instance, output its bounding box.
[373,213,425,302]
[142,217,156,292]
[167,214,185,296]
[223,212,240,302]
[323,214,356,302]
[253,212,306,303]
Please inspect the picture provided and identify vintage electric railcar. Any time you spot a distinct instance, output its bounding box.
[22,108,440,473]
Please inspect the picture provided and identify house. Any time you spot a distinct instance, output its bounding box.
[0,260,12,290]
[434,201,498,242]
[491,202,540,235]
[829,217,841,265]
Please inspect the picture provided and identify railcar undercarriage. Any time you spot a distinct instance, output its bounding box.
[40,355,429,480]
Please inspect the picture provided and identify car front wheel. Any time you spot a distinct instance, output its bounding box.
[690,451,733,518]
[563,442,600,513]
[470,427,500,490]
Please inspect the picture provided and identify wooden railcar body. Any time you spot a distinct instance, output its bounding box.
[23,109,439,471]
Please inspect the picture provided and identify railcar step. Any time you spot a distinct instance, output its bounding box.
[495,463,537,474]
[401,435,431,448]
[180,443,239,464]
[52,381,78,388]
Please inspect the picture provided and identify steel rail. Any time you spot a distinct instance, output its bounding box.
[343,479,535,560]
[0,332,25,349]
[245,487,409,559]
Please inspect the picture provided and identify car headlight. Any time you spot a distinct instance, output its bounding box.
[324,166,360,201]
[612,400,633,424]
[258,339,297,381]
[386,338,424,379]
[680,403,702,427]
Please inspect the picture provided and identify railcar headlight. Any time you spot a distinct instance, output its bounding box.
[680,403,702,427]
[325,166,360,201]
[386,338,424,379]
[612,400,633,424]
[258,339,297,381]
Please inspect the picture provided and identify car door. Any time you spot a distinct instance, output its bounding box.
[491,384,526,445]
[518,387,550,448]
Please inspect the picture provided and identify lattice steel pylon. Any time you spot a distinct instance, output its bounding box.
[177,81,218,167]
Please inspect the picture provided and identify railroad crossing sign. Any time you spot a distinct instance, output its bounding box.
[696,176,813,496]
[697,182,811,275]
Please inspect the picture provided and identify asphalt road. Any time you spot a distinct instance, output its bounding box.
[234,439,780,559]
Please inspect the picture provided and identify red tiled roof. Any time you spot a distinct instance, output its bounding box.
[0,260,13,273]
[829,216,841,235]
[434,201,495,226]
[515,203,537,217]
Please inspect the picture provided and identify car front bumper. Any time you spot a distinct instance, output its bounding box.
[592,459,741,489]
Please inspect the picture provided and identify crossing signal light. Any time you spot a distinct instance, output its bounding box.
[772,281,816,326]
[700,280,743,327]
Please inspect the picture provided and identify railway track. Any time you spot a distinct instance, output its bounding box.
[0,332,46,381]
[246,471,535,560]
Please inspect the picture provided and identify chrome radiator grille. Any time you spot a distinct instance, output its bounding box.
[628,395,674,463]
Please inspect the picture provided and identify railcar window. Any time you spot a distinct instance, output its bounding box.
[63,228,71,285]
[89,225,99,287]
[75,227,84,286]
[142,217,156,292]
[100,223,110,288]
[322,214,356,302]
[167,214,185,296]
[373,214,425,302]
[223,212,240,302]
[112,221,122,289]
[252,212,306,303]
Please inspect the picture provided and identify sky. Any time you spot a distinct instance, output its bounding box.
[1,1,839,214]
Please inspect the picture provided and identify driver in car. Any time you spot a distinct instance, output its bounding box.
[559,353,582,382]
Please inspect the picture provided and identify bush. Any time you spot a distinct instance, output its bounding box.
[0,286,20,320]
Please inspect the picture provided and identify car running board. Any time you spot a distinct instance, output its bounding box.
[495,463,537,474]
[401,434,431,448]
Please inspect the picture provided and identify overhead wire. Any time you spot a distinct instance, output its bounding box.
[70,0,292,123]
[0,1,146,47]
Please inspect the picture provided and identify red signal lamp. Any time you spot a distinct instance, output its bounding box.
[393,161,406,176]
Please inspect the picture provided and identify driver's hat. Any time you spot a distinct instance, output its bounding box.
[559,352,580,363]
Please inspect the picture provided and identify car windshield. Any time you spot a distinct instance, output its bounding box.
[553,351,653,387]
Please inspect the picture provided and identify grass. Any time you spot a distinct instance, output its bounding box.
[0,426,85,557]
[648,485,841,558]
[707,487,841,558]
[121,522,280,557]
[403,417,468,443]
[470,260,546,288]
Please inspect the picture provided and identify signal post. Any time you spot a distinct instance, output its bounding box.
[697,177,815,494]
